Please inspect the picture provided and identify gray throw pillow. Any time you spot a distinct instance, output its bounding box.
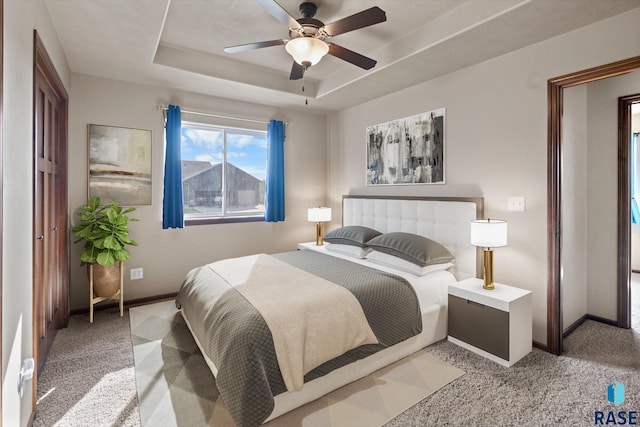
[324,226,382,247]
[366,232,454,266]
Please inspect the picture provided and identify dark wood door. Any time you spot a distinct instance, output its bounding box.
[33,33,68,375]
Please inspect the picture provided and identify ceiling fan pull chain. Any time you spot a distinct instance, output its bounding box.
[302,69,308,105]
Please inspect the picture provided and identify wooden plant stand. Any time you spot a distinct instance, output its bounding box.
[89,261,124,323]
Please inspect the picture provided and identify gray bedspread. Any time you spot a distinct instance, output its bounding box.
[175,249,422,427]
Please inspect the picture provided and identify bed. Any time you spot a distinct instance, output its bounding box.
[175,195,483,427]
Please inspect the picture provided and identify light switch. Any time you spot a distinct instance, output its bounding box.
[508,196,525,212]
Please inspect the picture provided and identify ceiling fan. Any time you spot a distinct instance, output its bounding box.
[224,0,387,80]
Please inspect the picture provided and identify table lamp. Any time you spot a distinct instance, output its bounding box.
[308,207,331,246]
[470,219,507,290]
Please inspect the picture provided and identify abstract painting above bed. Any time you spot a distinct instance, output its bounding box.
[366,108,445,185]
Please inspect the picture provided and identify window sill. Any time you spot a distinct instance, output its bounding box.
[185,215,265,226]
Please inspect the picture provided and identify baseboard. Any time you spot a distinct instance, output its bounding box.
[563,315,587,338]
[584,313,617,327]
[562,313,617,338]
[69,292,178,316]
[532,340,548,352]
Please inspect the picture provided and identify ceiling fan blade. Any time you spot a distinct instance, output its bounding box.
[328,43,377,70]
[224,39,287,54]
[290,61,305,80]
[253,0,302,31]
[321,6,386,37]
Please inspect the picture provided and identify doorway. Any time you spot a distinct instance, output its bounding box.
[548,56,640,355]
[619,94,640,330]
[627,100,640,329]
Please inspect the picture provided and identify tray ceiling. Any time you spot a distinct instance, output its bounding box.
[44,0,640,112]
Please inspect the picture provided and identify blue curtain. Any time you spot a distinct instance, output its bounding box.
[265,120,285,222]
[633,132,640,224]
[162,105,184,229]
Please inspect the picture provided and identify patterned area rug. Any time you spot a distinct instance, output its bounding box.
[129,300,464,427]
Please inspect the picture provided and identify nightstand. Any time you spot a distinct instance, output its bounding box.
[297,242,326,251]
[447,278,532,367]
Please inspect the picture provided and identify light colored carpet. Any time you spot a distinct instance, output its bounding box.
[129,300,464,427]
[34,276,640,426]
[34,309,140,427]
[386,275,640,426]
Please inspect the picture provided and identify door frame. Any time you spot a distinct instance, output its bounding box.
[618,93,640,329]
[548,55,640,355]
[0,0,4,423]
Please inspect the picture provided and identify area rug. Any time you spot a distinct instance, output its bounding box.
[129,300,464,427]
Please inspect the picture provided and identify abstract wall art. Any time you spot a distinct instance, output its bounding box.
[88,124,152,205]
[366,108,445,185]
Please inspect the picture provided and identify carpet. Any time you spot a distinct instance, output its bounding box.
[34,309,140,427]
[129,300,464,427]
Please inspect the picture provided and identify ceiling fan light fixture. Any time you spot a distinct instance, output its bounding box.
[285,37,328,67]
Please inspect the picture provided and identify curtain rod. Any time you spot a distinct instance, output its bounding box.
[156,104,284,126]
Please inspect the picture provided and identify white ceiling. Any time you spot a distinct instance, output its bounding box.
[44,0,640,112]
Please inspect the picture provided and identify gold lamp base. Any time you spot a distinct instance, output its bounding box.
[315,222,324,246]
[482,248,495,290]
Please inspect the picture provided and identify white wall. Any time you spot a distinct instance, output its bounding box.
[586,71,640,319]
[327,7,640,345]
[68,73,327,311]
[562,84,588,330]
[3,0,71,425]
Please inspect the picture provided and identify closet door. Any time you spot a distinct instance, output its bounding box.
[33,33,68,375]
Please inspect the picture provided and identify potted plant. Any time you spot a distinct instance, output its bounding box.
[72,196,138,297]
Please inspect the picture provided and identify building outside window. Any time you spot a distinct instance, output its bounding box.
[181,122,267,222]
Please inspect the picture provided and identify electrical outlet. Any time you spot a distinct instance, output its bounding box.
[130,268,143,280]
[507,196,526,212]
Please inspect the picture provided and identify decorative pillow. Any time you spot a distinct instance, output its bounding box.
[366,250,453,276]
[366,232,454,266]
[325,243,372,259]
[323,226,382,247]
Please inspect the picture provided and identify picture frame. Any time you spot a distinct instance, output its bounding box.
[88,124,152,206]
[366,108,445,185]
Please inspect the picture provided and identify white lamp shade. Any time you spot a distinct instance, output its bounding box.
[470,219,507,248]
[308,207,331,222]
[285,37,329,66]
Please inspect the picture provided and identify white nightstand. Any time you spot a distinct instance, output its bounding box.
[447,278,532,367]
[297,242,326,251]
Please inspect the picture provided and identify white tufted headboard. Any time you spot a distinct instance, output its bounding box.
[342,195,484,280]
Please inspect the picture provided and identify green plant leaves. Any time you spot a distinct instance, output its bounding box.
[87,196,101,211]
[102,235,120,250]
[96,251,115,267]
[71,197,138,267]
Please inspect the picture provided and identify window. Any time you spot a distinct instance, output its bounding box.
[181,122,267,224]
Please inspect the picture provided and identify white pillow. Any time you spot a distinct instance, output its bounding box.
[366,250,453,276]
[325,243,372,259]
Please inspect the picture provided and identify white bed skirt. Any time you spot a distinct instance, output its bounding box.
[181,301,447,423]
